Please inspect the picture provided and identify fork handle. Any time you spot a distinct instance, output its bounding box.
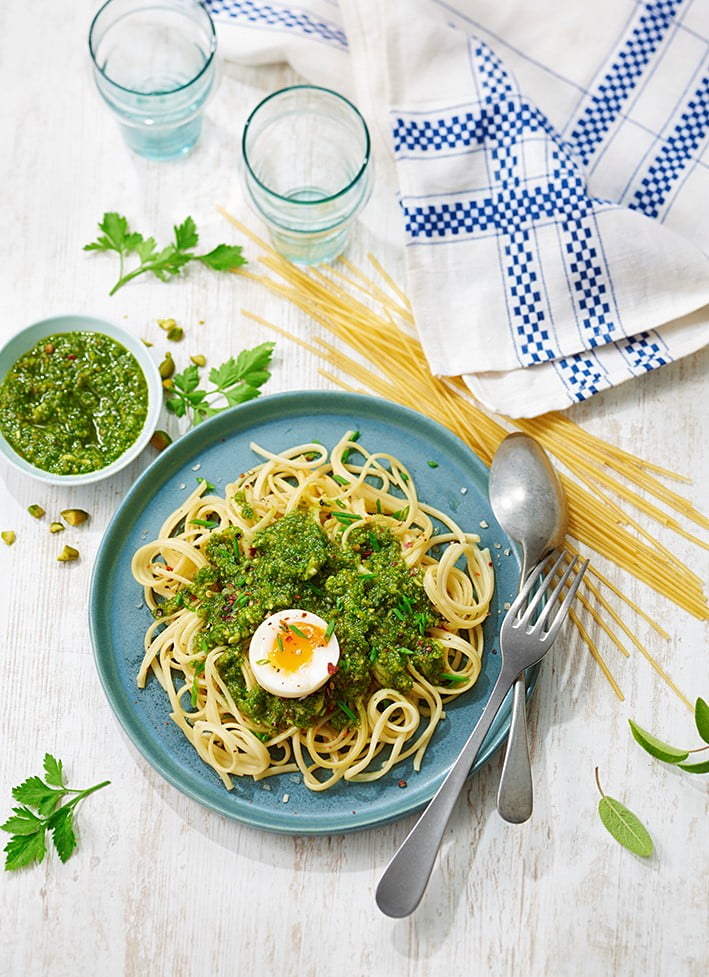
[496,674,533,823]
[375,666,515,918]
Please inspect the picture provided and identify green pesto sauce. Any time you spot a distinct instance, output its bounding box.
[0,331,149,475]
[160,509,446,734]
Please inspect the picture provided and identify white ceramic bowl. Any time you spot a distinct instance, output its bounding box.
[0,315,163,485]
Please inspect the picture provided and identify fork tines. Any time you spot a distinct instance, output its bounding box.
[511,549,589,642]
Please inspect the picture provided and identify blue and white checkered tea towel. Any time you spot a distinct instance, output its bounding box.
[207,0,709,417]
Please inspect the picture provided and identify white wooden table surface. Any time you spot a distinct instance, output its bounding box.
[1,5,707,977]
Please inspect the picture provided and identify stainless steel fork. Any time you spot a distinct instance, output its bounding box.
[375,549,589,918]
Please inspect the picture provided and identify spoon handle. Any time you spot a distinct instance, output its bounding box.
[375,666,514,918]
[496,550,534,824]
[496,674,533,823]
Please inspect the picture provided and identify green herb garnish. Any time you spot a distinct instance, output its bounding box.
[338,701,358,724]
[189,519,219,529]
[441,672,469,683]
[165,342,275,425]
[1,754,110,870]
[288,624,307,639]
[332,512,361,525]
[84,212,247,295]
[629,698,709,772]
[595,767,653,857]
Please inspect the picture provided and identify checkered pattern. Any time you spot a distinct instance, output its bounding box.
[569,0,682,164]
[204,0,347,48]
[393,110,483,154]
[616,331,669,371]
[630,75,709,218]
[553,352,611,401]
[396,41,621,372]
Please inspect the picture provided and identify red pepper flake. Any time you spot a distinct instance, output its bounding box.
[165,565,173,572]
[398,780,407,788]
[248,547,256,557]
[66,353,77,361]
[327,663,339,675]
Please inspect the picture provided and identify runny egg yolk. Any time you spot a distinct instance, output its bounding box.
[269,621,326,673]
[248,609,340,699]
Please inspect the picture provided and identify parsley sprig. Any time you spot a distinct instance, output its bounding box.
[166,342,275,425]
[84,212,247,295]
[2,754,110,870]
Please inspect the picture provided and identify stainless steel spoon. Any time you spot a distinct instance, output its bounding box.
[488,432,568,823]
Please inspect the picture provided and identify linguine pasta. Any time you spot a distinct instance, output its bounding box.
[131,432,494,792]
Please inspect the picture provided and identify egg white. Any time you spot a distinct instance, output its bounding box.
[248,608,340,699]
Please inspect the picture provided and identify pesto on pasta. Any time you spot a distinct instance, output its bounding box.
[131,431,494,791]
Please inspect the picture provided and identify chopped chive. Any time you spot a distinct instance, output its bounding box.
[190,677,199,707]
[392,506,409,521]
[333,512,361,525]
[369,648,378,663]
[441,673,469,683]
[277,635,284,652]
[325,619,336,640]
[335,499,347,509]
[376,499,382,514]
[189,518,218,528]
[289,624,307,639]
[368,532,380,552]
[255,658,269,665]
[308,581,325,596]
[399,471,409,483]
[338,701,357,723]
[235,593,249,608]
[332,474,350,486]
[252,730,271,743]
[341,429,361,463]
[392,607,405,621]
[398,647,414,656]
[233,539,241,558]
[193,658,206,675]
[359,572,376,580]
[427,460,439,468]
[197,477,216,493]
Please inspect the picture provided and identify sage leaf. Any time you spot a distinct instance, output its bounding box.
[628,719,688,763]
[694,697,709,745]
[676,758,709,774]
[598,796,653,857]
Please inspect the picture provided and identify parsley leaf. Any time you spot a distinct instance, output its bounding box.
[84,212,247,295]
[166,342,275,426]
[1,754,109,870]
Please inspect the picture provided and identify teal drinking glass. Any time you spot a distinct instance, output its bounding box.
[89,0,217,161]
[241,86,373,264]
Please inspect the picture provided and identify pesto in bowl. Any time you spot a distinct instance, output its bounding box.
[0,316,162,485]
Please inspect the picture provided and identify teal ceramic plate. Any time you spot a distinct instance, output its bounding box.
[90,391,525,834]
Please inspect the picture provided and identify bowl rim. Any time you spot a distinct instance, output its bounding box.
[0,314,163,485]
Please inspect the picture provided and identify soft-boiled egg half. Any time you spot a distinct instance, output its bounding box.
[248,609,340,698]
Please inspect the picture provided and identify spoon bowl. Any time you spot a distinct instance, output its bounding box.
[489,432,568,576]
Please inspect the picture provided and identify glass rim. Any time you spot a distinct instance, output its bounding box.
[241,85,372,206]
[88,0,217,97]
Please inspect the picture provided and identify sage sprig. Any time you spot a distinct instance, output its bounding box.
[629,697,709,773]
[595,768,653,858]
